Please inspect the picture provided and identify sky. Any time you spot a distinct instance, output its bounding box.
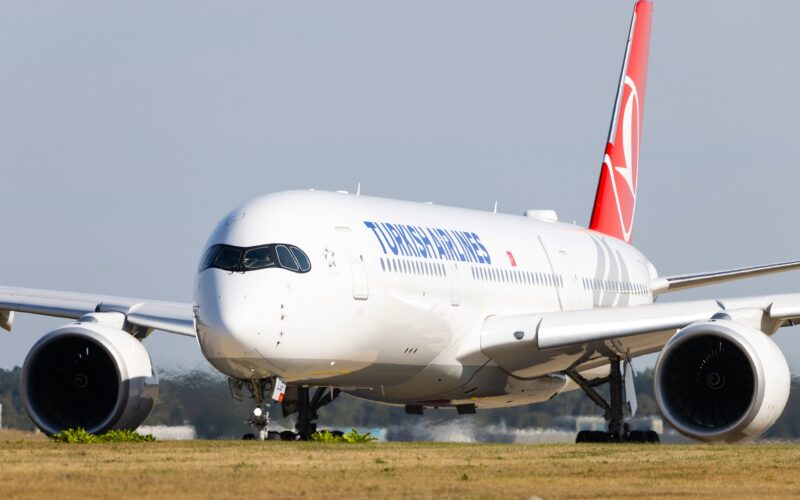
[1,1,800,373]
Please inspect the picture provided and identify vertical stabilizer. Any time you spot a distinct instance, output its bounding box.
[589,0,653,243]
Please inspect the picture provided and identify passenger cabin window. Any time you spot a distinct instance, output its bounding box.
[199,244,311,274]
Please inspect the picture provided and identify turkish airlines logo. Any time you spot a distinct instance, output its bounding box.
[604,75,640,243]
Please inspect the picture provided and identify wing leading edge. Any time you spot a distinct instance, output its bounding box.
[0,286,195,337]
[651,259,800,296]
[480,292,800,378]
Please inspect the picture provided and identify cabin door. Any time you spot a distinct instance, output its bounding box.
[336,227,369,300]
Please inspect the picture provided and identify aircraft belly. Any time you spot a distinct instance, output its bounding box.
[206,357,425,386]
[349,366,568,409]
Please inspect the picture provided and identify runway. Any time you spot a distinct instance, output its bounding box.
[1,430,799,499]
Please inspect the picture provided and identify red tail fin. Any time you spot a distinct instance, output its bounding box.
[589,1,653,243]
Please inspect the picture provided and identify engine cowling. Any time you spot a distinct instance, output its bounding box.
[21,318,158,435]
[654,318,789,442]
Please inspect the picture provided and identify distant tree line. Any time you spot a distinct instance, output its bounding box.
[2,366,799,439]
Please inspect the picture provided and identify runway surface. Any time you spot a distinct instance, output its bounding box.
[1,430,799,499]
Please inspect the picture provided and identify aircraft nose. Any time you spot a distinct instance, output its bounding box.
[194,271,260,366]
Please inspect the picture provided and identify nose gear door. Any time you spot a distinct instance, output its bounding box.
[336,227,369,300]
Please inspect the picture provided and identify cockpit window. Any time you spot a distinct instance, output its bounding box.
[213,246,242,272]
[290,246,311,272]
[242,246,277,271]
[276,245,300,271]
[199,243,311,274]
[199,246,219,271]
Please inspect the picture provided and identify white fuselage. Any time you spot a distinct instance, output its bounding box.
[194,191,656,409]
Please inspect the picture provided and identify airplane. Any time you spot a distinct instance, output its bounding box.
[3,0,800,444]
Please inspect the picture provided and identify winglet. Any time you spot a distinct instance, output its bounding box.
[589,0,653,243]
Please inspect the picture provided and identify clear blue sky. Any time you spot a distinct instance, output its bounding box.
[2,1,799,372]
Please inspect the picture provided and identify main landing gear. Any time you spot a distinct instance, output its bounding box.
[231,377,340,441]
[281,386,341,440]
[565,358,659,444]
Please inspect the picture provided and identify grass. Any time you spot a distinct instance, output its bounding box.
[311,428,377,443]
[52,428,156,443]
[1,432,800,499]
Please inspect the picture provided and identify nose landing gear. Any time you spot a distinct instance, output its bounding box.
[232,378,280,441]
[231,377,341,441]
[244,406,274,441]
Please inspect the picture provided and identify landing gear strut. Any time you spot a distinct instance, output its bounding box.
[231,378,277,441]
[566,359,659,444]
[231,377,341,441]
[282,386,341,440]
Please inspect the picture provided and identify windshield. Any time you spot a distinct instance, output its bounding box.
[199,244,311,274]
[276,245,300,271]
[213,246,243,272]
[243,246,277,271]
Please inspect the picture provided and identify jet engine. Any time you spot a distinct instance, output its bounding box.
[21,317,158,435]
[654,318,789,442]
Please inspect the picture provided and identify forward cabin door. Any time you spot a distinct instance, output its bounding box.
[336,227,369,300]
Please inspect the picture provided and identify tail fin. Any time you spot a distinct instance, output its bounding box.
[589,0,653,243]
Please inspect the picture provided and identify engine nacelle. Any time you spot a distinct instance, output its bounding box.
[654,318,789,443]
[21,318,158,435]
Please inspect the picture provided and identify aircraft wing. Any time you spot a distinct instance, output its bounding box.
[0,286,195,337]
[650,259,800,296]
[480,293,800,377]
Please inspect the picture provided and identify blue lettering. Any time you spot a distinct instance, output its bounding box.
[471,232,491,264]
[364,220,490,265]
[363,221,387,254]
[407,226,427,257]
[388,223,412,256]
[380,223,401,255]
[427,228,447,259]
[397,225,420,257]
[446,230,467,262]
[416,226,436,258]
[434,229,453,260]
[455,231,478,263]
[436,229,458,261]
[463,232,485,264]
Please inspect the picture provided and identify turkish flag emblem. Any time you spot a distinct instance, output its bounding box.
[506,251,517,267]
